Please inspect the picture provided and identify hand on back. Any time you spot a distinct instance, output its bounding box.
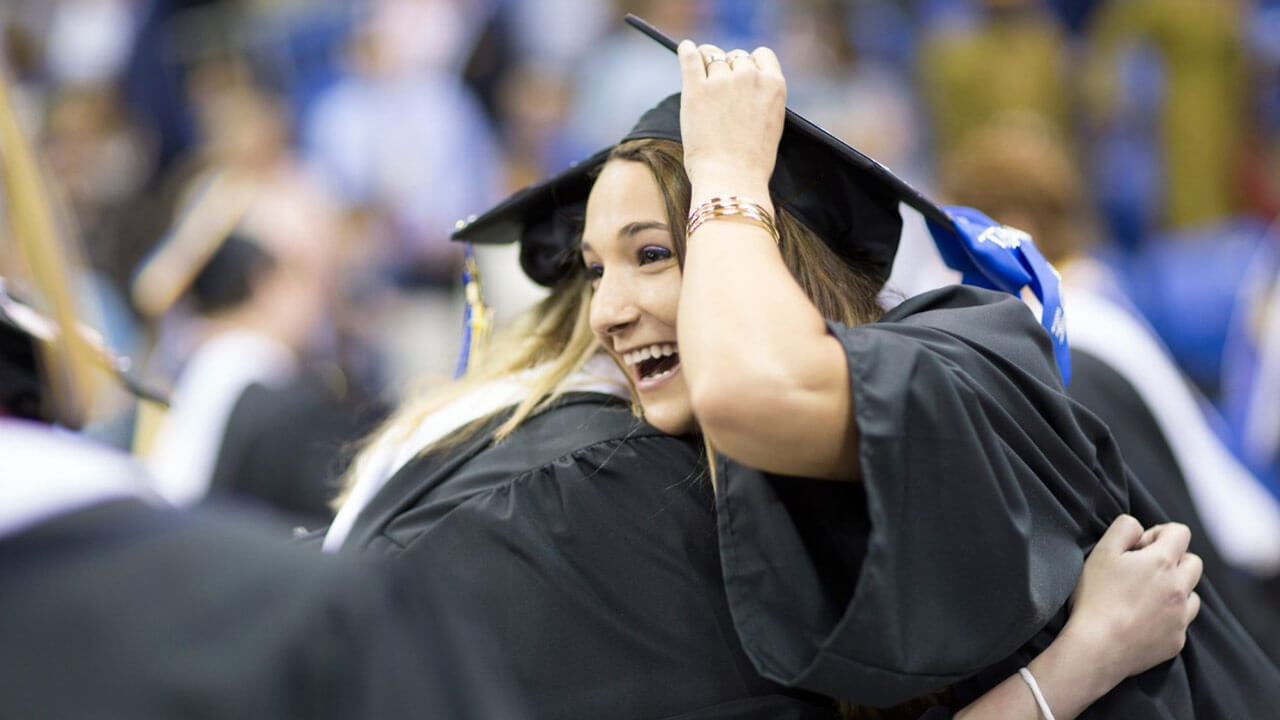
[1065,515,1202,684]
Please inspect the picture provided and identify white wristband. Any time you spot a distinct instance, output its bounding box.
[1019,667,1057,720]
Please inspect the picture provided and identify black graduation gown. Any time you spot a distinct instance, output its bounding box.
[714,286,1280,718]
[342,392,836,720]
[209,369,383,526]
[0,422,513,719]
[1068,348,1280,664]
[0,497,517,719]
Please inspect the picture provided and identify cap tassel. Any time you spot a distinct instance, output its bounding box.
[454,244,492,378]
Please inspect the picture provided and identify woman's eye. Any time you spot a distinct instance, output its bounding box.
[585,263,604,280]
[638,246,673,265]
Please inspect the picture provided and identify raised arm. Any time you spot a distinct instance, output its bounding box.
[675,41,859,480]
[955,515,1202,720]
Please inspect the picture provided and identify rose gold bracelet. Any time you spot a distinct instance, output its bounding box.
[686,196,779,245]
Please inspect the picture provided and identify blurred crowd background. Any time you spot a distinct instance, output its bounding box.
[2,0,1279,513]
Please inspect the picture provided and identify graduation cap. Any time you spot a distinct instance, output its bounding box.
[452,14,1071,383]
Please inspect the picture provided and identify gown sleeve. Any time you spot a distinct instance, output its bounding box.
[715,286,1133,707]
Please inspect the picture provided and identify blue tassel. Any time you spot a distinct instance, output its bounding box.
[454,244,491,378]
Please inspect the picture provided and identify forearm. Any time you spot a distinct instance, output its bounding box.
[678,175,854,476]
[955,631,1116,720]
[681,174,828,394]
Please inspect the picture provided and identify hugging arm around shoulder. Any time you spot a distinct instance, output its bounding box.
[715,286,1280,718]
[715,286,1134,707]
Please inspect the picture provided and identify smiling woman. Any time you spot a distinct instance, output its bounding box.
[581,136,882,438]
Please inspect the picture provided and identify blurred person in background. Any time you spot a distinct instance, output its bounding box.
[917,0,1072,162]
[0,240,515,720]
[0,284,515,720]
[42,86,153,301]
[566,0,709,153]
[302,0,504,387]
[0,50,517,714]
[1083,0,1250,232]
[1221,227,1280,515]
[940,113,1280,663]
[1078,0,1263,404]
[132,69,380,526]
[135,205,377,527]
[771,0,950,303]
[302,0,502,286]
[37,84,156,443]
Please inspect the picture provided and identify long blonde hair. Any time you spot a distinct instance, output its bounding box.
[332,274,599,508]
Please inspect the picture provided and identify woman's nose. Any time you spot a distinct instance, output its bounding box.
[590,274,640,337]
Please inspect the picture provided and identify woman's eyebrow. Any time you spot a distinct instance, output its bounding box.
[619,221,668,238]
[581,221,670,254]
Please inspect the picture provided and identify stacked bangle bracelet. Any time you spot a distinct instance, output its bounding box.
[686,196,779,245]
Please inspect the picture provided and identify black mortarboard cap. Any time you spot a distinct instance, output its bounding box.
[451,15,953,287]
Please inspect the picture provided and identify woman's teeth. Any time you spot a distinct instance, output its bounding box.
[622,344,680,382]
[623,344,676,368]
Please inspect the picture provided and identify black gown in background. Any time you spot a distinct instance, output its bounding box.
[0,419,515,719]
[342,392,837,720]
[209,367,383,526]
[715,286,1280,718]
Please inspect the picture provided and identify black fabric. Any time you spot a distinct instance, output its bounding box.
[0,498,516,719]
[343,392,838,720]
[1068,348,1280,664]
[208,369,383,527]
[452,93,910,287]
[715,285,1280,717]
[0,310,43,420]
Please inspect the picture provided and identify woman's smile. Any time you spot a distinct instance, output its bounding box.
[619,342,682,391]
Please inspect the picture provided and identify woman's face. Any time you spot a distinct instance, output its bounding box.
[582,160,695,435]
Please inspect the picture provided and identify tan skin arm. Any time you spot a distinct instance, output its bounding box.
[675,41,859,480]
[955,516,1201,719]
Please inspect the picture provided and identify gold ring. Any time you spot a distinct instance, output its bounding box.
[726,50,751,66]
[704,54,727,66]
